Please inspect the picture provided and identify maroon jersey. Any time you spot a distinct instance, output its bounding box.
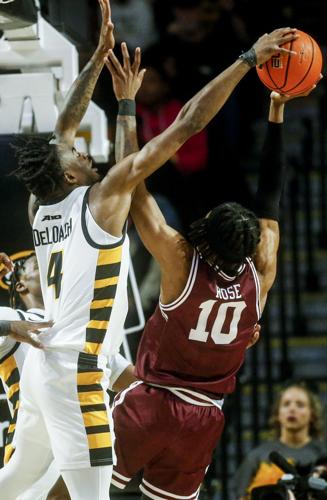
[135,251,260,397]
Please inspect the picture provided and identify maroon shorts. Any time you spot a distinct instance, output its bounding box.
[111,381,225,500]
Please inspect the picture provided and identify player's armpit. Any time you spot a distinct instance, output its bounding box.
[112,365,137,393]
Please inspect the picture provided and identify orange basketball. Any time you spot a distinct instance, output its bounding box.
[256,30,323,95]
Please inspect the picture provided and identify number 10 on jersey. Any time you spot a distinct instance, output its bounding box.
[189,300,246,345]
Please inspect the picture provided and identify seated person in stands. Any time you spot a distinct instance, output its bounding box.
[234,381,327,499]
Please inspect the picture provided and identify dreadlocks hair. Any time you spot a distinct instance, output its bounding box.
[188,202,261,275]
[8,252,36,310]
[10,134,64,201]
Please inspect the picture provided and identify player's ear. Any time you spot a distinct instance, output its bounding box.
[63,169,78,186]
[15,280,27,294]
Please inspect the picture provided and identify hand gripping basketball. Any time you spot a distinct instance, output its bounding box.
[256,29,323,95]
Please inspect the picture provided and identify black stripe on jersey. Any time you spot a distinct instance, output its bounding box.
[93,286,118,301]
[86,424,110,435]
[90,307,112,322]
[80,403,107,414]
[28,312,44,319]
[0,342,20,364]
[78,352,100,368]
[9,390,19,409]
[10,408,18,425]
[86,328,107,344]
[89,447,113,466]
[95,263,121,280]
[5,430,14,445]
[77,384,104,393]
[17,309,45,320]
[5,367,19,386]
[77,363,102,373]
[81,187,126,250]
[16,310,25,320]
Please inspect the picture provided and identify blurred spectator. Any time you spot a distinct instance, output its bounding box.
[234,381,327,500]
[111,0,159,50]
[135,51,211,228]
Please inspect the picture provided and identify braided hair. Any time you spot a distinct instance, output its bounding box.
[11,135,63,201]
[8,252,36,310]
[188,202,260,275]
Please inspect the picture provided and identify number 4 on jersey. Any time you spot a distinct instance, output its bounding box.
[189,300,246,345]
[47,251,63,299]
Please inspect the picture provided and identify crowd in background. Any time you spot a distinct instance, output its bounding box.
[1,2,326,498]
[39,0,327,236]
[38,0,327,323]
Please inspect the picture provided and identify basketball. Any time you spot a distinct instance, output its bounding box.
[256,30,323,95]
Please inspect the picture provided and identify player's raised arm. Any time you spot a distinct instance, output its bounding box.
[108,43,187,270]
[94,28,298,238]
[253,81,322,310]
[97,29,298,205]
[54,0,115,147]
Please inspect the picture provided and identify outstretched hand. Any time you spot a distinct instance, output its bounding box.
[105,42,146,100]
[8,320,53,349]
[270,73,323,103]
[97,0,115,55]
[0,252,14,279]
[253,27,298,66]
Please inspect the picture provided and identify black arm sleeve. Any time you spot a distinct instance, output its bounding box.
[254,121,286,221]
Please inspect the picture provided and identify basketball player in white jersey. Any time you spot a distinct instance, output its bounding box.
[0,0,298,492]
[0,251,59,500]
[0,250,135,500]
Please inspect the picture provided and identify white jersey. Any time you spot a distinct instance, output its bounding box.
[0,308,60,500]
[0,307,44,415]
[33,186,130,359]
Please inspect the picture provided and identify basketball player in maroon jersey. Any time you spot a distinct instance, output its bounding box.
[106,43,321,500]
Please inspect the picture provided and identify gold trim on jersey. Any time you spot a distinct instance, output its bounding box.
[0,355,18,385]
[7,382,19,402]
[4,444,14,464]
[94,277,118,289]
[4,404,19,464]
[91,299,115,309]
[97,247,122,266]
[0,355,20,411]
[77,356,112,467]
[85,246,123,355]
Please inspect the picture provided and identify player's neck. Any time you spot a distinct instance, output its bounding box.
[22,295,44,311]
[40,184,76,205]
[280,428,311,448]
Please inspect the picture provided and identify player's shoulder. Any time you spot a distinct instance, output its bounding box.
[0,306,20,321]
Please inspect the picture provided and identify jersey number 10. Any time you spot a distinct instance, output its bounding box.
[189,299,246,345]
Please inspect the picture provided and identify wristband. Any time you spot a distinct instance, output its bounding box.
[238,47,257,68]
[0,320,10,337]
[118,99,136,116]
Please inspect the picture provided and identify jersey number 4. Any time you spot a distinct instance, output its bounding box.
[47,251,63,299]
[189,300,246,344]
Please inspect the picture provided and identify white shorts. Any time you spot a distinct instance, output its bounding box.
[17,460,59,500]
[15,347,114,470]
